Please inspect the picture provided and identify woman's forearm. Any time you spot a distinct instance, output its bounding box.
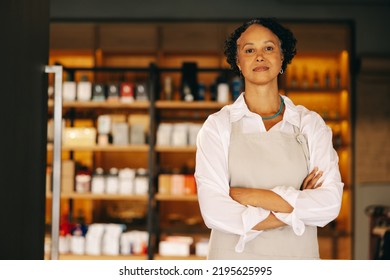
[230,187,293,213]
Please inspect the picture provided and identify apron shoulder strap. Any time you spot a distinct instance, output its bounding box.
[293,125,310,172]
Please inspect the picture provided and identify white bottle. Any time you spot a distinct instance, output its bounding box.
[134,168,148,195]
[217,83,229,103]
[63,81,76,101]
[91,168,105,194]
[77,79,92,101]
[105,168,119,194]
[118,168,135,194]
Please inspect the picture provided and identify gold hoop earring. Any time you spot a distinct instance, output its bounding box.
[279,69,284,75]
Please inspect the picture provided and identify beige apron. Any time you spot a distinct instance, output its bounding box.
[207,120,319,259]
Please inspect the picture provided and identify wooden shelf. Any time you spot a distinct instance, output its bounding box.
[153,254,205,260]
[156,100,228,109]
[284,87,347,93]
[47,143,149,152]
[155,145,196,153]
[46,192,148,201]
[48,100,150,109]
[53,254,148,260]
[155,193,198,201]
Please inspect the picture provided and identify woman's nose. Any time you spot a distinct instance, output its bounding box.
[256,51,265,62]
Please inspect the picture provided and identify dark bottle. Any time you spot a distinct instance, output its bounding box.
[301,66,309,89]
[290,66,298,88]
[180,62,198,101]
[324,69,331,88]
[313,71,320,89]
[335,70,341,89]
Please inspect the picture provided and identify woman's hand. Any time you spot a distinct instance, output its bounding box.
[301,167,323,190]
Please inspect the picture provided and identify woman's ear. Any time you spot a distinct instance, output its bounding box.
[236,59,241,71]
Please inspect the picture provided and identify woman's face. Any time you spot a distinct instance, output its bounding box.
[236,24,283,87]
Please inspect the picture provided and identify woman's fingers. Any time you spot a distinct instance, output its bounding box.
[302,167,318,189]
[302,167,323,190]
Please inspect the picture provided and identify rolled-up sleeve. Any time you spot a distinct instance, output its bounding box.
[195,114,270,252]
[271,119,344,236]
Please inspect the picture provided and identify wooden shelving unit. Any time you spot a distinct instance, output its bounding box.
[155,100,227,109]
[155,194,198,202]
[46,192,148,201]
[47,143,149,152]
[51,254,148,260]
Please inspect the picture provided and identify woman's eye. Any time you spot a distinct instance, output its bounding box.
[265,46,274,51]
[244,48,255,54]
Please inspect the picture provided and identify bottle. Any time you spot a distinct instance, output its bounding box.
[118,168,136,194]
[164,76,173,100]
[75,168,91,193]
[70,210,87,255]
[77,75,92,101]
[134,168,149,195]
[63,74,77,101]
[335,70,341,89]
[92,83,106,102]
[313,71,320,89]
[197,82,206,101]
[119,82,134,103]
[180,62,198,101]
[182,83,194,102]
[324,69,331,88]
[217,83,229,103]
[301,66,309,89]
[91,167,105,194]
[135,82,148,101]
[290,66,298,88]
[231,76,243,101]
[105,167,119,194]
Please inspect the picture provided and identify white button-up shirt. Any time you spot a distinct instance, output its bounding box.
[195,93,344,252]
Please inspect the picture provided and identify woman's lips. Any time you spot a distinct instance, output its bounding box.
[253,66,269,72]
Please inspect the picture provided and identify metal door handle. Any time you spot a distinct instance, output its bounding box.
[45,65,63,260]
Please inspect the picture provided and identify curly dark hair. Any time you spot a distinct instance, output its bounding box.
[224,18,297,75]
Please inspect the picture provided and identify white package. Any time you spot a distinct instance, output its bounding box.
[120,230,148,255]
[63,81,76,101]
[118,168,135,194]
[70,235,85,255]
[91,171,105,194]
[188,123,202,146]
[159,241,190,257]
[85,224,105,255]
[217,83,230,103]
[97,115,112,135]
[102,224,123,256]
[77,81,92,101]
[156,123,173,146]
[112,122,129,145]
[195,239,209,257]
[172,123,188,146]
[59,235,71,254]
[134,168,148,195]
[105,168,119,194]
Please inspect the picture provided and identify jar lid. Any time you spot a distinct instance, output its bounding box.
[95,167,104,175]
[109,167,119,175]
[137,168,148,175]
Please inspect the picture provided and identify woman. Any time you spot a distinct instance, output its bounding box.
[194,18,344,259]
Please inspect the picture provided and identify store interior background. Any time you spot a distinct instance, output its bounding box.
[49,0,390,260]
[1,0,389,260]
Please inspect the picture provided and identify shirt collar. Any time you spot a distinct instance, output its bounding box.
[229,93,301,127]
